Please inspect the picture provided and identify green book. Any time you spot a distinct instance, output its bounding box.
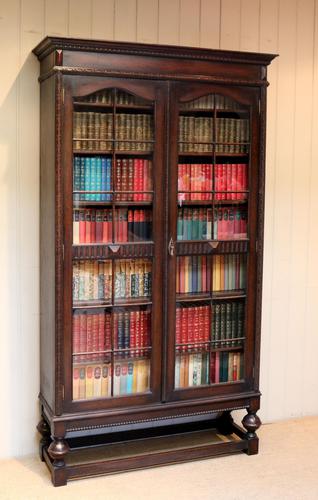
[177,209,183,240]
[192,208,199,240]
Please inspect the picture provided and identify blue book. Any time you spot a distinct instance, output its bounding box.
[84,157,91,201]
[90,157,97,201]
[106,158,112,201]
[126,362,134,394]
[95,157,102,201]
[73,157,81,201]
[101,158,107,201]
[80,157,85,200]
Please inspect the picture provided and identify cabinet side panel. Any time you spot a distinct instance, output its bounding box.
[40,76,56,411]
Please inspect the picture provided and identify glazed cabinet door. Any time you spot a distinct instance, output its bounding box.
[165,82,260,402]
[62,76,165,412]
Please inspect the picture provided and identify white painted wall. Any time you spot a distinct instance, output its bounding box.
[0,0,317,459]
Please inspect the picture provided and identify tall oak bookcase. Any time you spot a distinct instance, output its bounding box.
[33,37,276,486]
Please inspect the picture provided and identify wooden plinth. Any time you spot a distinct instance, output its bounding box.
[42,420,253,486]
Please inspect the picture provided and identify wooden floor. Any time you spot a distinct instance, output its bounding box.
[1,416,318,499]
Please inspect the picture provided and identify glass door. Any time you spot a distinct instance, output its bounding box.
[63,79,165,409]
[166,84,258,401]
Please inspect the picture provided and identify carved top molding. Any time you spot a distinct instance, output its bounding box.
[33,36,277,66]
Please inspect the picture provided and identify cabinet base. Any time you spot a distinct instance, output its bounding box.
[42,419,255,486]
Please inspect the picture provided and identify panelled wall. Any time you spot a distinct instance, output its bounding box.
[0,0,317,458]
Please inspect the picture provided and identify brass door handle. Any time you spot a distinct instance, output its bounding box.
[168,237,175,256]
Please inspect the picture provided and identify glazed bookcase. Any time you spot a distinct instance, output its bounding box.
[33,37,276,486]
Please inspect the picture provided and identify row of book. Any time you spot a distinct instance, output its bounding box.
[177,207,247,240]
[73,156,111,201]
[72,259,152,303]
[72,309,152,361]
[212,254,246,292]
[176,301,245,351]
[176,254,246,295]
[178,116,249,153]
[174,351,244,388]
[73,112,154,152]
[78,89,147,106]
[180,94,244,111]
[212,301,245,346]
[115,158,152,201]
[114,260,152,300]
[178,163,248,201]
[73,208,152,244]
[72,358,150,399]
[73,157,153,202]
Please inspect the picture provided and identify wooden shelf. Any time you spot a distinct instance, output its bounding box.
[73,101,153,112]
[73,149,153,156]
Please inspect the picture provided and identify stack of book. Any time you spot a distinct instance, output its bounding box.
[216,118,249,153]
[72,310,112,362]
[179,116,213,152]
[113,358,150,396]
[179,94,242,111]
[178,163,248,201]
[177,207,247,240]
[175,352,209,388]
[175,304,211,352]
[115,159,152,201]
[73,261,112,303]
[210,351,244,383]
[212,300,245,346]
[212,254,246,291]
[73,208,152,243]
[73,156,112,201]
[73,363,112,400]
[174,350,244,389]
[114,259,152,300]
[72,357,151,399]
[113,309,151,355]
[176,256,209,295]
[73,112,154,152]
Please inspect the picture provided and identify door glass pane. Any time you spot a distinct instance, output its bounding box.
[72,88,155,401]
[175,92,248,389]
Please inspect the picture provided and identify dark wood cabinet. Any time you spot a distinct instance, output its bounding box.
[33,37,276,486]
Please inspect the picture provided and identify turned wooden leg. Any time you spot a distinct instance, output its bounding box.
[242,409,261,455]
[36,418,51,461]
[48,437,70,486]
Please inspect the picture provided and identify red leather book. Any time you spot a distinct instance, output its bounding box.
[116,158,122,201]
[130,310,136,356]
[221,164,227,200]
[137,158,143,201]
[181,307,188,352]
[122,209,128,242]
[214,164,219,200]
[135,310,141,357]
[226,163,232,200]
[237,163,243,200]
[146,310,151,346]
[105,312,111,352]
[210,352,216,383]
[113,311,118,349]
[98,312,105,361]
[72,312,80,363]
[133,159,138,201]
[190,306,197,350]
[128,158,134,201]
[79,312,87,362]
[92,313,99,361]
[95,210,103,242]
[86,312,93,362]
[121,158,128,201]
[79,210,86,243]
[90,209,96,243]
[175,306,181,351]
[85,210,91,244]
[102,210,108,243]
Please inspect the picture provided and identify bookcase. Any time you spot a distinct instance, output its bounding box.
[33,37,276,486]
